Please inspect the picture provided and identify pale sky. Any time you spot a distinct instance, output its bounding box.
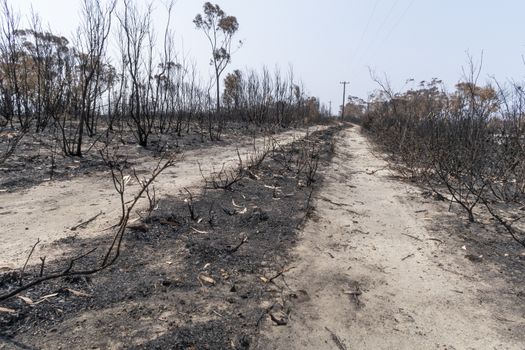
[10,0,525,110]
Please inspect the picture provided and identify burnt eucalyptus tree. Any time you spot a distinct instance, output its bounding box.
[72,0,116,156]
[0,0,29,129]
[117,0,155,147]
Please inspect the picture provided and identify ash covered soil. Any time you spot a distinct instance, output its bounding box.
[0,124,343,349]
[2,123,524,350]
[0,124,323,268]
[0,123,298,193]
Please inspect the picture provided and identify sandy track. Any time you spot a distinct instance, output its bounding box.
[258,126,524,349]
[0,127,321,267]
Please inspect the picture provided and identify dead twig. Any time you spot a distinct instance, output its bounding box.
[191,227,209,234]
[401,233,423,241]
[70,212,103,231]
[39,257,46,277]
[20,239,40,283]
[317,196,350,208]
[184,187,199,221]
[0,306,16,314]
[344,283,362,307]
[256,301,277,328]
[0,155,176,301]
[265,266,295,284]
[325,327,347,350]
[366,166,389,175]
[401,253,415,261]
[64,248,98,274]
[227,235,248,254]
[482,200,525,248]
[343,290,362,296]
[305,188,314,211]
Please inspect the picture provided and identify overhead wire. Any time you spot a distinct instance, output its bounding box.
[350,0,415,82]
[348,0,380,71]
[373,0,401,42]
[381,0,415,45]
[349,0,401,80]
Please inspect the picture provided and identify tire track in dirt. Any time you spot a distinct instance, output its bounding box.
[257,125,524,349]
[0,127,322,267]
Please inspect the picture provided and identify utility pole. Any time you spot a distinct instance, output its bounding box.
[340,81,349,120]
[329,101,332,117]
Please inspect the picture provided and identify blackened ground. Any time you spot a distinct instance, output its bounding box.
[0,124,344,349]
[0,121,316,193]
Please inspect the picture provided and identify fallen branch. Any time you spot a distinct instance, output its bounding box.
[344,283,362,307]
[265,266,295,284]
[317,196,350,207]
[401,253,415,261]
[191,227,209,234]
[65,288,93,298]
[70,212,103,231]
[227,235,248,254]
[343,290,362,296]
[316,196,362,215]
[401,233,423,241]
[0,306,16,314]
[365,166,389,175]
[325,327,347,350]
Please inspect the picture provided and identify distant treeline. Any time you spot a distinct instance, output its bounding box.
[0,0,326,158]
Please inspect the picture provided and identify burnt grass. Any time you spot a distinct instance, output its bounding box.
[0,124,344,349]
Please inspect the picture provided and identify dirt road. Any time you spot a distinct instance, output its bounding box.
[258,126,525,349]
[0,127,320,267]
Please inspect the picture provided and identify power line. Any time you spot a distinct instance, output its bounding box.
[381,0,415,45]
[357,0,415,71]
[348,0,380,71]
[374,0,401,40]
[349,0,402,80]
